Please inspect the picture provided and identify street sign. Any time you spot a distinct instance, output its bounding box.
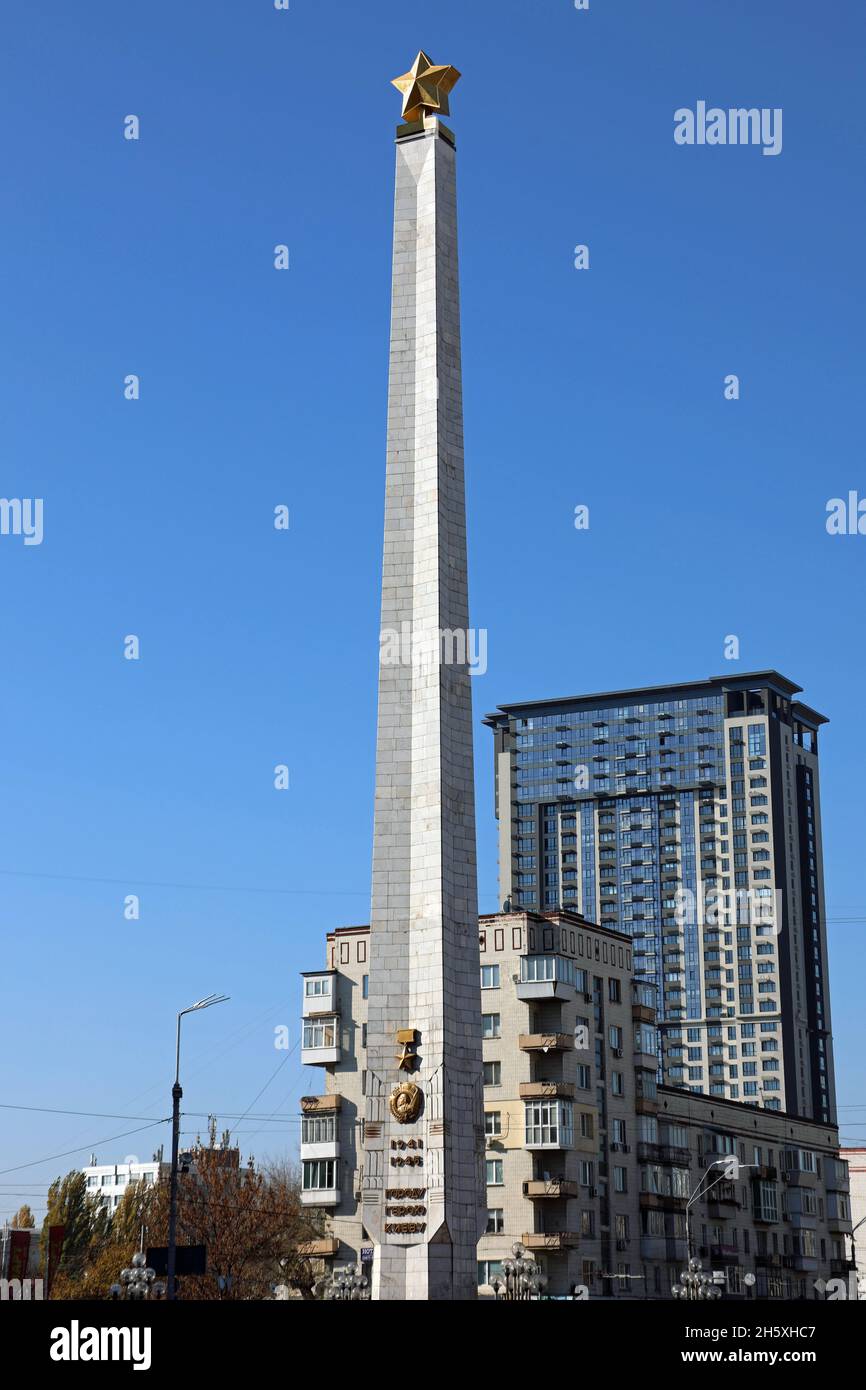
[147,1245,207,1277]
[360,1246,374,1263]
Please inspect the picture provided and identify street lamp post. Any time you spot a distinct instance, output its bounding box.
[685,1158,757,1261]
[673,1157,757,1301]
[315,1263,370,1301]
[672,1256,722,1302]
[110,1250,164,1302]
[492,1242,547,1300]
[166,993,229,1301]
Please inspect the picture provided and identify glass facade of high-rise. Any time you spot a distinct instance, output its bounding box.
[485,672,836,1124]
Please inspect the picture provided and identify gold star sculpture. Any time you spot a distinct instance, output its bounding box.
[391,50,461,124]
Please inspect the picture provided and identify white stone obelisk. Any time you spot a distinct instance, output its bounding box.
[362,86,485,1301]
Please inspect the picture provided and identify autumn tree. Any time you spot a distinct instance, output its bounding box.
[10,1204,35,1228]
[147,1148,325,1300]
[41,1170,109,1283]
[47,1147,323,1301]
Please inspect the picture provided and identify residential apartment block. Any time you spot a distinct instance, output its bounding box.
[82,1153,169,1212]
[299,911,851,1298]
[484,672,835,1123]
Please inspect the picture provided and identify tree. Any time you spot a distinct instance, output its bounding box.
[46,1147,324,1300]
[10,1204,35,1228]
[41,1171,108,1283]
[152,1148,325,1300]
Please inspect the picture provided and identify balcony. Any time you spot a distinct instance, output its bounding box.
[640,1191,687,1211]
[300,1111,340,1162]
[524,1098,574,1151]
[782,1167,818,1188]
[300,1093,342,1114]
[301,1016,341,1067]
[641,1235,686,1263]
[523,1179,578,1200]
[521,1231,580,1252]
[827,1213,852,1235]
[519,1081,575,1100]
[301,1185,340,1208]
[301,971,337,1018]
[296,1237,339,1258]
[825,1162,850,1193]
[710,1243,739,1263]
[519,1033,573,1053]
[301,1158,340,1208]
[517,955,577,1001]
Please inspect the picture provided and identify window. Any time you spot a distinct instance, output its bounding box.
[613,1166,628,1193]
[483,1061,501,1087]
[481,965,500,989]
[485,1111,502,1136]
[362,975,369,999]
[754,1180,779,1223]
[611,1071,624,1096]
[477,1260,504,1288]
[525,1099,574,1148]
[486,1209,505,1234]
[576,1064,591,1090]
[302,1159,338,1192]
[486,1159,504,1186]
[482,1013,501,1039]
[304,977,330,997]
[303,1019,338,1049]
[301,1114,336,1144]
[609,978,621,1003]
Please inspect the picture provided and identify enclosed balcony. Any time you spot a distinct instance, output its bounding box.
[301,971,338,1018]
[516,954,579,1001]
[301,1158,340,1208]
[301,1015,340,1066]
[300,1110,341,1163]
[524,1098,574,1151]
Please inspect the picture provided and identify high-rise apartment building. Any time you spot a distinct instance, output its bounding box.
[484,672,836,1124]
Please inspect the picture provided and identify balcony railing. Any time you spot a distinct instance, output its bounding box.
[521,1231,580,1252]
[518,1033,573,1053]
[522,1179,578,1200]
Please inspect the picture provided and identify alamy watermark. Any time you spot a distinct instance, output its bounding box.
[674,103,782,157]
[0,498,43,546]
[673,885,782,935]
[1,1278,43,1300]
[380,623,488,676]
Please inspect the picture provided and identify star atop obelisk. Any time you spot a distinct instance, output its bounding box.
[391,50,461,124]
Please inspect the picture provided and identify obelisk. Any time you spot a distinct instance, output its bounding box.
[362,52,485,1301]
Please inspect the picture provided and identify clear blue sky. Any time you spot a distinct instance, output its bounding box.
[2,0,865,1218]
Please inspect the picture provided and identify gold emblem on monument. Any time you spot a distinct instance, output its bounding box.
[389,1080,423,1125]
[391,50,461,124]
[395,1027,419,1071]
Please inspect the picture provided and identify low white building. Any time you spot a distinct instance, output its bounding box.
[82,1152,169,1212]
